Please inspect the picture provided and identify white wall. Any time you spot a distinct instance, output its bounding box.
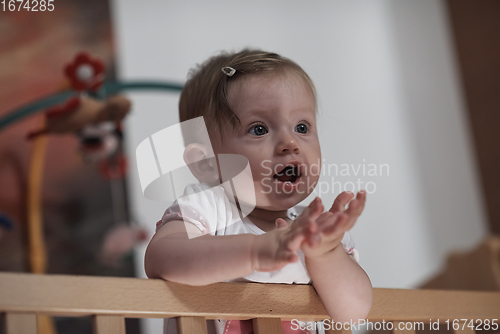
[110,0,488,332]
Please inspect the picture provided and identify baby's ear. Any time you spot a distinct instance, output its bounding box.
[183,143,219,185]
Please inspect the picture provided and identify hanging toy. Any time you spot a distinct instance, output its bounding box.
[64,52,105,92]
[26,52,132,162]
[0,50,183,334]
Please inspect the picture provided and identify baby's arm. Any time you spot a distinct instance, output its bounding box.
[145,201,320,286]
[305,192,372,323]
[145,221,255,285]
[277,193,373,323]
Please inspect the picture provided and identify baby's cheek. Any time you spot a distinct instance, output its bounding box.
[253,161,273,178]
[254,177,272,195]
[302,173,320,196]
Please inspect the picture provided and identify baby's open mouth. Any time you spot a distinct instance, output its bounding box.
[273,165,301,183]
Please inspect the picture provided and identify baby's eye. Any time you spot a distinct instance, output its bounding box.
[249,124,268,136]
[295,123,308,134]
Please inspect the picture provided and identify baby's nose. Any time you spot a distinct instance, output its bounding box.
[276,135,300,154]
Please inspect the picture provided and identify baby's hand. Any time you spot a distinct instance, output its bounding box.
[250,198,323,272]
[301,191,366,258]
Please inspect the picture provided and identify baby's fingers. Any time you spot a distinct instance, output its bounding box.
[296,197,323,234]
[275,217,289,230]
[345,191,366,217]
[302,197,324,222]
[308,212,336,247]
[340,191,366,230]
[311,197,324,215]
[329,191,355,214]
[321,213,349,236]
[285,231,305,252]
[279,251,299,264]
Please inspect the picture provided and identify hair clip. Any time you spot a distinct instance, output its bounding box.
[221,66,236,77]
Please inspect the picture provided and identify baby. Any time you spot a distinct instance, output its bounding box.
[145,49,372,334]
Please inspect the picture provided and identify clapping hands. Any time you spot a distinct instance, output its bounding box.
[251,191,366,272]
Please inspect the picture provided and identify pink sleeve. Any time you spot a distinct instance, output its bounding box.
[155,183,223,236]
[156,199,210,234]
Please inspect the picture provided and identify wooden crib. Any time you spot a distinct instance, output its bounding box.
[1,272,499,334]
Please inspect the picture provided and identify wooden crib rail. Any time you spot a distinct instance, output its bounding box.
[1,272,500,334]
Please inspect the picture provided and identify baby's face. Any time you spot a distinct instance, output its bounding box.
[211,71,321,211]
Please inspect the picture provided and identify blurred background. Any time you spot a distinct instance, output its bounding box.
[0,0,499,333]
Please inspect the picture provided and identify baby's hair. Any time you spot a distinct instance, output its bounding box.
[179,48,317,145]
